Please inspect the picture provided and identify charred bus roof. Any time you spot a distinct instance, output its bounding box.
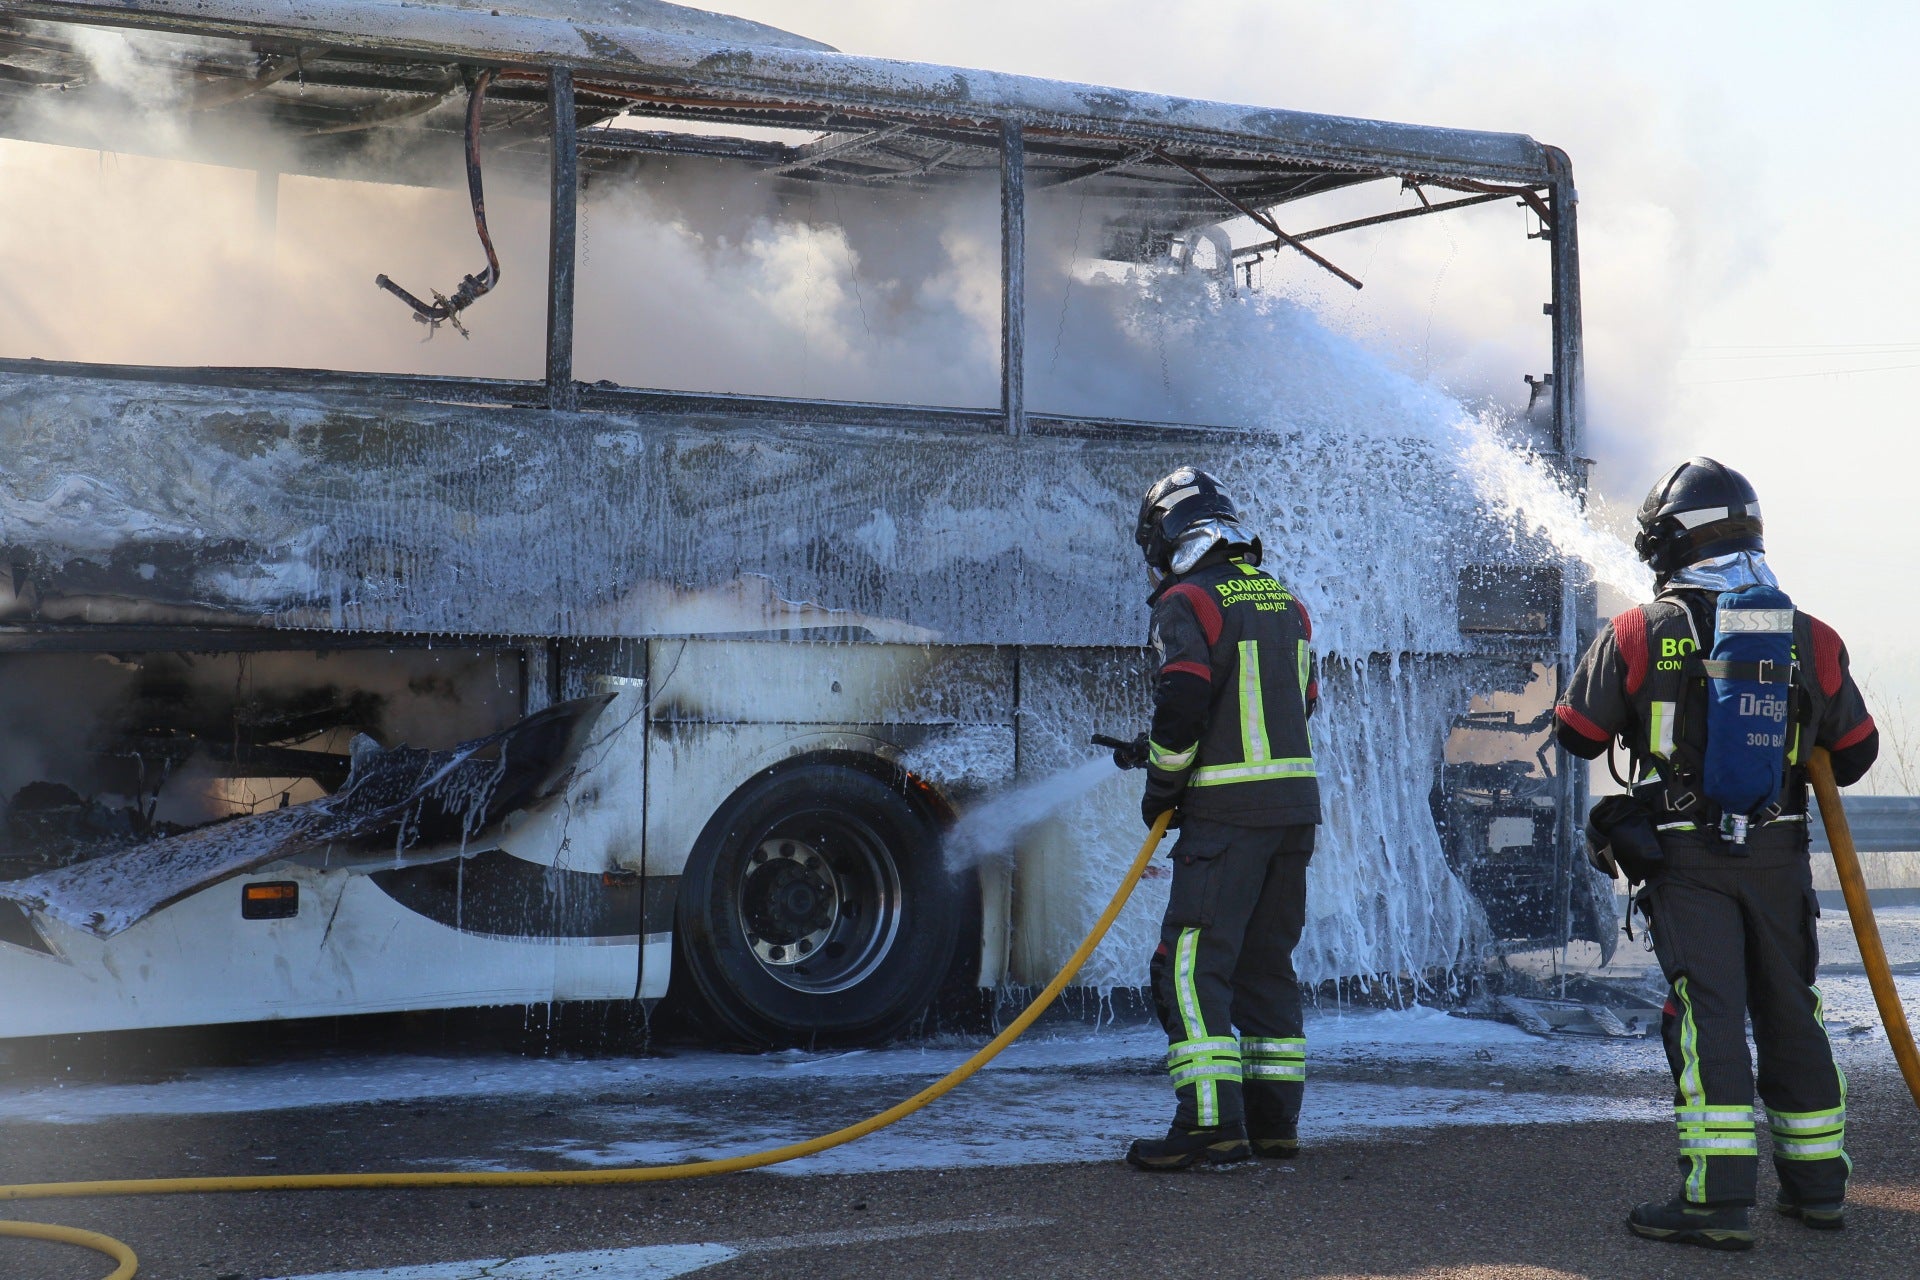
[1,0,1562,238]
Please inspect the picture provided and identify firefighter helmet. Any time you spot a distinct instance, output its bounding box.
[1633,456,1764,577]
[1135,467,1249,573]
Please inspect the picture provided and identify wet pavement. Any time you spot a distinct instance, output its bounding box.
[1,927,1916,1279]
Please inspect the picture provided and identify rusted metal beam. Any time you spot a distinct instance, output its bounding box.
[0,357,545,408]
[1231,189,1511,257]
[1031,146,1153,191]
[1422,176,1554,230]
[545,66,578,412]
[0,625,533,654]
[770,121,913,174]
[1151,149,1362,291]
[855,141,960,183]
[1001,119,1026,436]
[576,127,796,164]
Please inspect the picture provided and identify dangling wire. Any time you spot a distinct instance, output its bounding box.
[375,68,501,338]
[1048,192,1088,376]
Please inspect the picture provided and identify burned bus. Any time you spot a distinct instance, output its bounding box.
[0,0,1599,1047]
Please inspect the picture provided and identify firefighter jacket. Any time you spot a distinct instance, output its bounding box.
[1144,551,1321,828]
[1556,587,1878,846]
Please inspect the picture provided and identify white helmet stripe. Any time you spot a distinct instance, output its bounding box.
[1156,485,1201,512]
[1673,503,1760,530]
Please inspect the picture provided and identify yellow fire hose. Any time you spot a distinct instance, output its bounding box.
[0,813,1175,1279]
[1808,748,1920,1109]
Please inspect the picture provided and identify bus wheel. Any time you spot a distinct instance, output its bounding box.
[673,760,962,1048]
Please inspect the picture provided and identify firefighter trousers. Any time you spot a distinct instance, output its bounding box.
[1148,817,1313,1134]
[1639,848,1848,1207]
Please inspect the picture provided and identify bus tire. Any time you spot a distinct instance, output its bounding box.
[672,759,963,1049]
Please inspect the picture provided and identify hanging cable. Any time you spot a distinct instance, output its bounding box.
[375,68,500,338]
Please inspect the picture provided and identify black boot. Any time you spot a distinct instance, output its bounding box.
[1627,1197,1753,1251]
[1249,1119,1299,1159]
[1775,1193,1845,1231]
[1125,1124,1250,1171]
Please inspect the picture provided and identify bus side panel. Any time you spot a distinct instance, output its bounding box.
[0,865,641,1037]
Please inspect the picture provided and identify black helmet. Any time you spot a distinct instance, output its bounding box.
[1633,456,1763,577]
[1135,467,1241,572]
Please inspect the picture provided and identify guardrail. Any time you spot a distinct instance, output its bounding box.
[1810,796,1920,855]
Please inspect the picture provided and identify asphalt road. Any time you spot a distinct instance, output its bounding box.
[2,1039,1917,1279]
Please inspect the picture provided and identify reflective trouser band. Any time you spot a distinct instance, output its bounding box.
[1244,1062,1305,1082]
[1678,1106,1757,1158]
[1240,1036,1306,1055]
[1677,1107,1756,1126]
[1766,1107,1846,1132]
[1170,1059,1243,1090]
[1678,1133,1758,1155]
[1238,640,1270,764]
[1768,1106,1846,1160]
[1171,929,1219,1126]
[1148,738,1196,771]
[1241,1036,1305,1082]
[1168,1037,1239,1067]
[1679,1140,1759,1157]
[1188,758,1316,787]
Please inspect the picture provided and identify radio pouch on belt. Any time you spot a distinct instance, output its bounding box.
[1700,584,1796,845]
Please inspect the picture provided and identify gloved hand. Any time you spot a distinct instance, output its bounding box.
[1586,794,1664,883]
[1091,732,1149,771]
[1587,838,1619,880]
[1142,794,1181,830]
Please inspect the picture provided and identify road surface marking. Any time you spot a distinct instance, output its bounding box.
[268,1215,1052,1279]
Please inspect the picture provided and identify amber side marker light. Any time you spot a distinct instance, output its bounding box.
[241,881,299,920]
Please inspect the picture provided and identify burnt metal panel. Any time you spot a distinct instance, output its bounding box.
[0,369,1549,653]
[1458,565,1562,636]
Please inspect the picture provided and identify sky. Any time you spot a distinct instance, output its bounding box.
[712,0,1920,777]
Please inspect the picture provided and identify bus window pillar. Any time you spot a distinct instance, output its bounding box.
[1001,119,1026,436]
[546,67,579,413]
[1545,144,1590,956]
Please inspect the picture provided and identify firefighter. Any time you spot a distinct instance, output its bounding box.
[1556,457,1877,1250]
[1118,467,1321,1171]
